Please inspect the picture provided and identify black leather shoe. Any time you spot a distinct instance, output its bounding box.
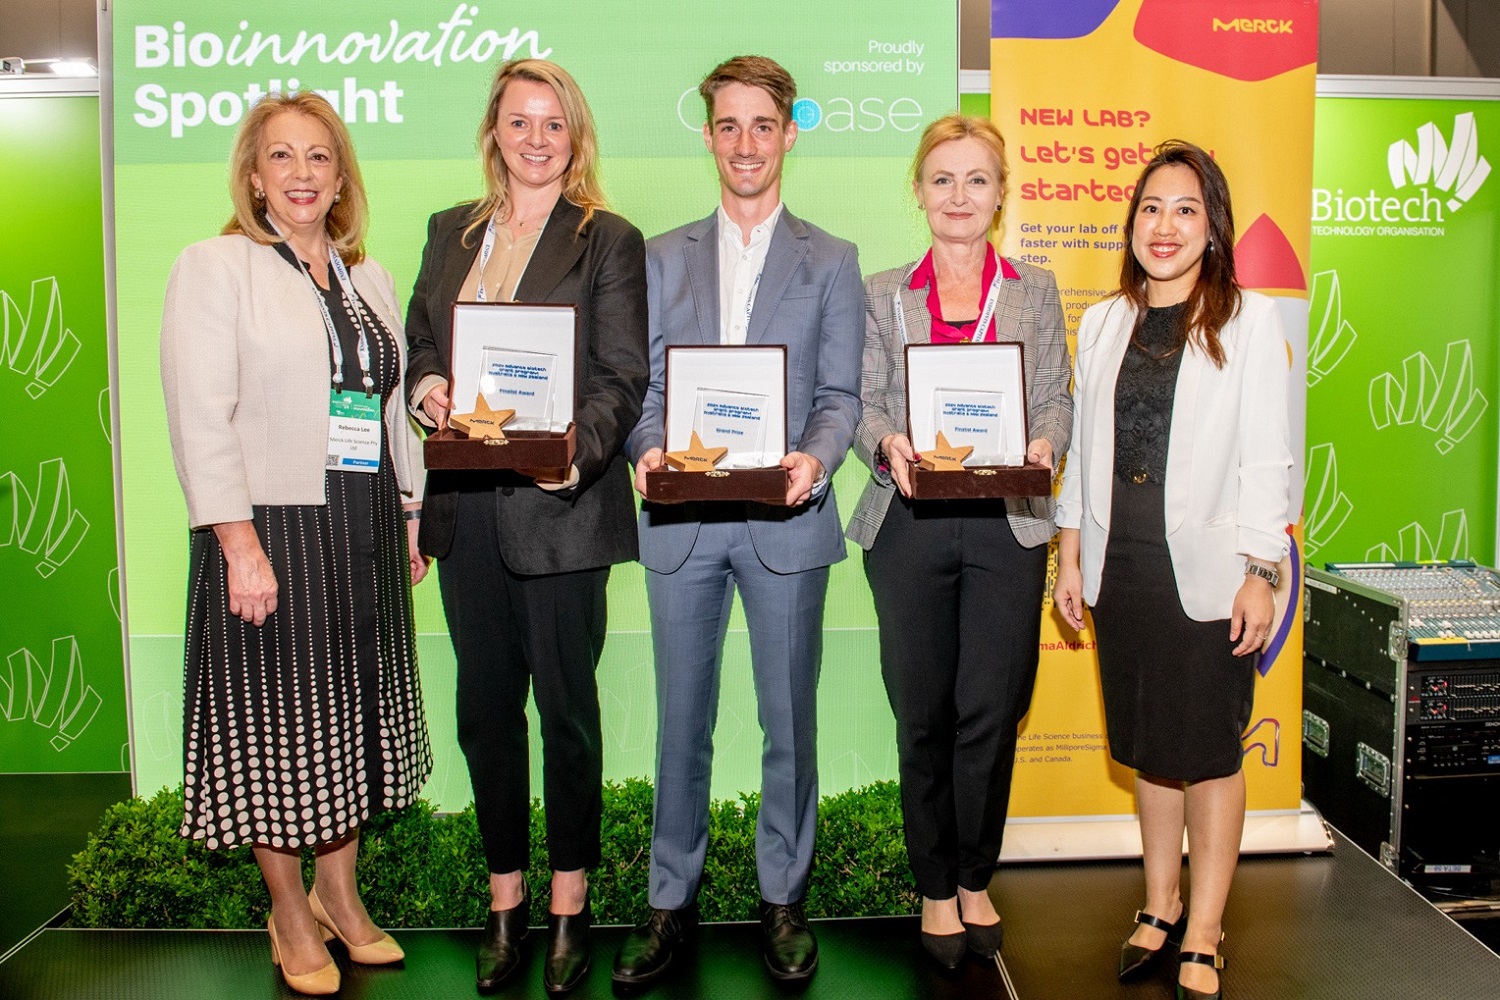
[1176,949,1225,1000]
[759,900,818,982]
[544,901,591,994]
[1119,908,1187,981]
[476,884,530,990]
[612,905,697,986]
[962,918,1003,959]
[920,929,967,969]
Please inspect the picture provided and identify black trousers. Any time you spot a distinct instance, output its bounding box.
[439,489,608,874]
[864,496,1047,898]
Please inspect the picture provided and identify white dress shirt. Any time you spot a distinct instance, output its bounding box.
[717,202,782,344]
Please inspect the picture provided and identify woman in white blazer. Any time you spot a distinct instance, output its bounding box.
[1054,142,1292,1000]
[160,93,431,996]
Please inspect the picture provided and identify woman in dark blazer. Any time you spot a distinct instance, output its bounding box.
[847,114,1072,968]
[1055,141,1293,1000]
[403,59,648,994]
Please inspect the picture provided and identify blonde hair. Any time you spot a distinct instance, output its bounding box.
[222,92,368,265]
[910,114,1010,208]
[466,59,607,242]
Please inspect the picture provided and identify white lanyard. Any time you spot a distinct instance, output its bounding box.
[475,213,545,303]
[896,263,1006,345]
[268,218,374,393]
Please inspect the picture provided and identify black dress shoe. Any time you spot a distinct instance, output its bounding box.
[544,901,591,994]
[961,918,1003,959]
[759,900,818,982]
[612,905,697,986]
[1118,908,1187,981]
[476,884,530,990]
[1176,949,1225,1000]
[920,929,967,969]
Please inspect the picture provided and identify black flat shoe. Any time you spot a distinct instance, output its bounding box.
[1118,908,1187,981]
[544,900,591,994]
[612,904,697,986]
[476,883,530,990]
[920,929,967,969]
[760,900,818,982]
[1176,949,1225,1000]
[961,918,1003,959]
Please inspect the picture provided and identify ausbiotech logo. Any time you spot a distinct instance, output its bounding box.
[1312,113,1491,236]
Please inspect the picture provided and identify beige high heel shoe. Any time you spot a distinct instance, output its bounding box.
[308,884,405,964]
[268,913,341,995]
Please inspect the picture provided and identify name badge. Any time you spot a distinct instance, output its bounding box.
[327,390,382,473]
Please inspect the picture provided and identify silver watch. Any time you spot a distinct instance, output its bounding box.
[1245,562,1279,587]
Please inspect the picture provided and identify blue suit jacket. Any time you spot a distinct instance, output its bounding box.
[627,208,863,575]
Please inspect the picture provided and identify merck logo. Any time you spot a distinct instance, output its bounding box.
[1388,112,1492,214]
[1212,18,1294,34]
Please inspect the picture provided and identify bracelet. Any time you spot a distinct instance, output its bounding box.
[402,508,422,522]
[1245,562,1279,588]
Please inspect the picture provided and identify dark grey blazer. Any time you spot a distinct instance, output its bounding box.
[404,197,649,573]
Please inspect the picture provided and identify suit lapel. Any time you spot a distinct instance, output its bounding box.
[514,198,587,303]
[747,211,809,345]
[1090,298,1134,527]
[684,214,718,345]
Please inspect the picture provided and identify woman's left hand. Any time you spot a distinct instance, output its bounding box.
[1229,574,1274,656]
[1026,438,1054,469]
[406,513,430,586]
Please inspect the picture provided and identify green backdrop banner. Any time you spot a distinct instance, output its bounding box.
[1306,97,1500,564]
[109,1,958,807]
[0,91,129,774]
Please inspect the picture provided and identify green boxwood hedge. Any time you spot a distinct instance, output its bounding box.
[67,779,917,928]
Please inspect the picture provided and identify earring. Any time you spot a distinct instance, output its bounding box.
[1207,239,1214,251]
[333,193,342,203]
[254,188,265,199]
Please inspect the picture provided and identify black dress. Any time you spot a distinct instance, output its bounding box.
[179,246,432,850]
[1090,304,1254,782]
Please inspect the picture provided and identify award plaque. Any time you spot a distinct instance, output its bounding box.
[644,345,790,504]
[424,302,578,472]
[903,342,1052,499]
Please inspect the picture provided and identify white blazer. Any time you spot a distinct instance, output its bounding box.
[1056,290,1292,621]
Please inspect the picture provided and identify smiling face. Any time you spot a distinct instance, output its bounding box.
[493,77,572,197]
[1130,162,1210,305]
[704,81,797,216]
[916,136,1002,248]
[250,111,342,244]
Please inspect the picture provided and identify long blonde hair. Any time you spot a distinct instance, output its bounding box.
[465,59,607,243]
[222,92,369,265]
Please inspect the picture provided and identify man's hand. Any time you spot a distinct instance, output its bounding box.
[781,451,824,507]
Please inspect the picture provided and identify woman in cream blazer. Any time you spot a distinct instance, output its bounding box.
[1054,142,1292,1000]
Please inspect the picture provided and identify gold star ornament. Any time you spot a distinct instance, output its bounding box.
[918,431,973,472]
[449,393,515,440]
[664,431,729,471]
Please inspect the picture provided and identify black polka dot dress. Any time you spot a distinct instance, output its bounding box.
[179,246,432,851]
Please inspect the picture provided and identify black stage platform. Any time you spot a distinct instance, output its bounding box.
[3,830,1496,999]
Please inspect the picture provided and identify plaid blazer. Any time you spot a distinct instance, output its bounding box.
[844,256,1073,550]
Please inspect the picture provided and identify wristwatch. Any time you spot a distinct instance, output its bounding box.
[1245,562,1279,587]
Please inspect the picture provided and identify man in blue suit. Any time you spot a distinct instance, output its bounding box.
[614,55,863,987]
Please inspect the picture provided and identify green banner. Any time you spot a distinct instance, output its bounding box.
[0,92,129,774]
[111,0,957,807]
[1306,98,1500,564]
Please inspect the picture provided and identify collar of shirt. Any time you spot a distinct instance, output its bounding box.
[909,244,1020,343]
[717,202,784,344]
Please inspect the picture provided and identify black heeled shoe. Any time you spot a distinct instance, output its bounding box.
[961,918,1003,959]
[920,929,967,969]
[476,882,530,990]
[544,900,591,994]
[1176,949,1225,1000]
[1118,908,1187,981]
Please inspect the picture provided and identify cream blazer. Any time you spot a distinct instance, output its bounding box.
[1055,290,1292,621]
[160,234,424,529]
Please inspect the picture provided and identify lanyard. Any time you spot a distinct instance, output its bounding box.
[268,218,374,394]
[475,213,546,303]
[895,261,1006,344]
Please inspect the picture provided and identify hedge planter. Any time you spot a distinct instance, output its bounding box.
[68,779,917,928]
